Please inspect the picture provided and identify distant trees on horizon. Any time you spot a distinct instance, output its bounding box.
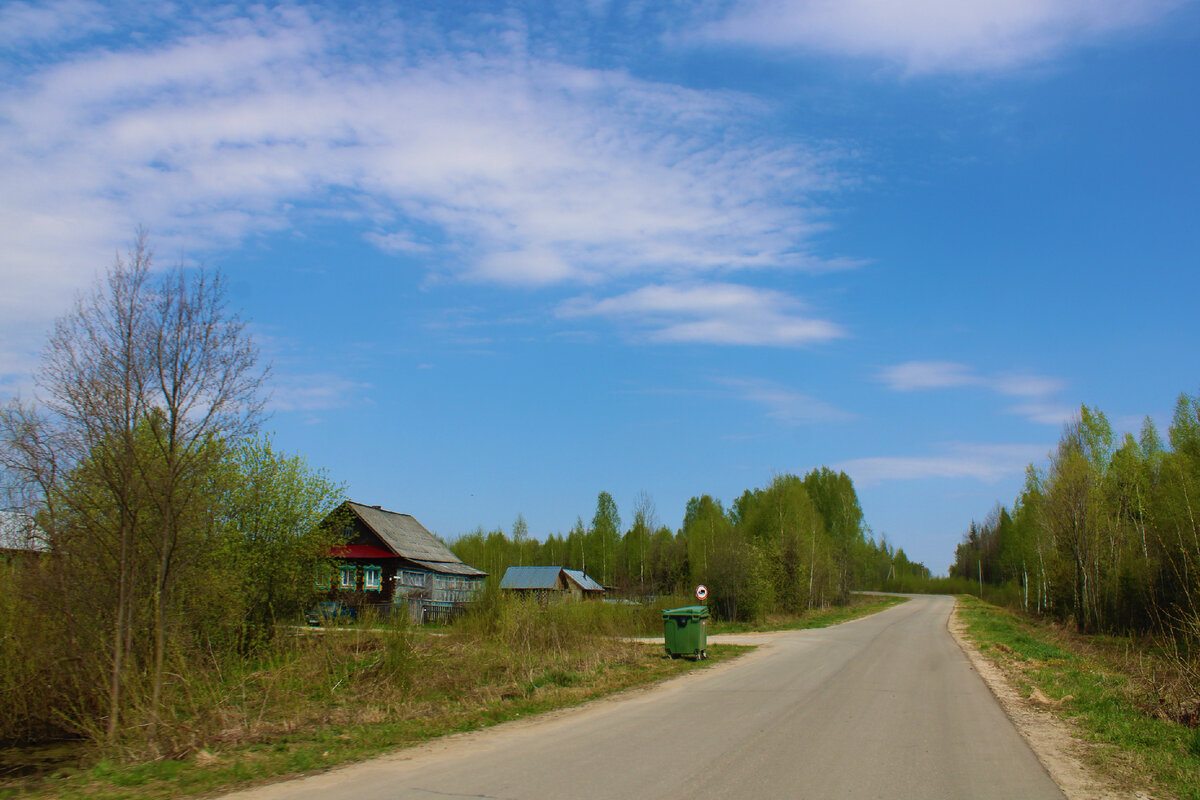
[452,468,930,620]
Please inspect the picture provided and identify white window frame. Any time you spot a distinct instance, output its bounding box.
[363,565,382,591]
[339,565,357,589]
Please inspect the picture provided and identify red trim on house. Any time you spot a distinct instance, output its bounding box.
[330,544,397,559]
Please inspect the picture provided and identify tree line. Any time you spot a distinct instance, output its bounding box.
[950,396,1200,646]
[453,472,929,620]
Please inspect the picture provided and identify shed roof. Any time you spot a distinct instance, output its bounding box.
[339,501,486,577]
[500,565,565,590]
[563,569,605,592]
[500,566,604,592]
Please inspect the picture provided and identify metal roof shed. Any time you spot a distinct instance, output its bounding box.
[500,565,568,590]
[499,566,605,600]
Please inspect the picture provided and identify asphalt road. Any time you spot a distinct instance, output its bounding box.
[223,595,1065,800]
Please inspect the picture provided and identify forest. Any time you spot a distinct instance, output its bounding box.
[949,396,1200,651]
[452,472,930,621]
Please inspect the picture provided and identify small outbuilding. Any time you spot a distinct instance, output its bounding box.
[499,565,606,601]
[320,501,487,623]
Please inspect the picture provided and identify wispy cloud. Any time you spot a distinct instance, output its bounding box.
[719,377,852,423]
[559,283,845,346]
[1007,401,1076,426]
[695,0,1183,74]
[0,6,850,374]
[878,360,1069,424]
[0,0,108,48]
[878,361,981,391]
[838,442,1050,486]
[265,372,372,413]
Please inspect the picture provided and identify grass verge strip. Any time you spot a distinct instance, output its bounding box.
[956,594,1200,800]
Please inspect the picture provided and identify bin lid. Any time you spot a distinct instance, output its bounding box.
[662,605,709,619]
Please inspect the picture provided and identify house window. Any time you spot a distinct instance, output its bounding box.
[339,565,357,589]
[399,570,427,588]
[363,565,382,591]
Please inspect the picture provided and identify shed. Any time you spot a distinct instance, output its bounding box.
[320,501,487,622]
[500,566,606,601]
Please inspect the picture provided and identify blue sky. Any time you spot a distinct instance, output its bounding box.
[2,0,1198,572]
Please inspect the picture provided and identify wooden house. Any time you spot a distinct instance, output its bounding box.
[499,565,605,601]
[320,501,486,623]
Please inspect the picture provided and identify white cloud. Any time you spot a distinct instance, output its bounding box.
[0,7,849,360]
[699,0,1183,74]
[0,0,108,48]
[838,442,1050,485]
[265,372,372,413]
[720,377,852,423]
[878,361,1067,424]
[878,361,981,391]
[991,374,1066,398]
[560,283,845,346]
[1007,401,1075,426]
[362,232,433,255]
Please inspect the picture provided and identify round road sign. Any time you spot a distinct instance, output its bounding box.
[695,584,708,600]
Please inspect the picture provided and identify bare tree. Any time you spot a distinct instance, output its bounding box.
[1,230,266,746]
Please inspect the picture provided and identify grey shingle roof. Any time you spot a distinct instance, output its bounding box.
[409,558,487,577]
[344,501,486,576]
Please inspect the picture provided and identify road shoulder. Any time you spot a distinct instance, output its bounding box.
[947,598,1158,800]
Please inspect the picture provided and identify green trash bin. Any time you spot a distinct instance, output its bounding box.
[662,605,709,660]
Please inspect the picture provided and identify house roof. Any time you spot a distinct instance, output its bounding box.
[0,511,46,552]
[500,565,604,592]
[341,501,486,577]
[563,569,605,592]
[500,565,565,589]
[409,558,486,577]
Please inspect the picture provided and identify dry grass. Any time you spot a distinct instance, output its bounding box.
[0,599,727,800]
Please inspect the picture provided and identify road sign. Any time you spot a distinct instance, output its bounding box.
[696,584,708,600]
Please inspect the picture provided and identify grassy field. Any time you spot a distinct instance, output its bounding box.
[955,595,1200,800]
[0,600,729,800]
[0,594,907,800]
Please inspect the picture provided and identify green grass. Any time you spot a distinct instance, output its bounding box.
[706,593,906,635]
[956,595,1200,800]
[0,593,901,800]
[0,614,746,800]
